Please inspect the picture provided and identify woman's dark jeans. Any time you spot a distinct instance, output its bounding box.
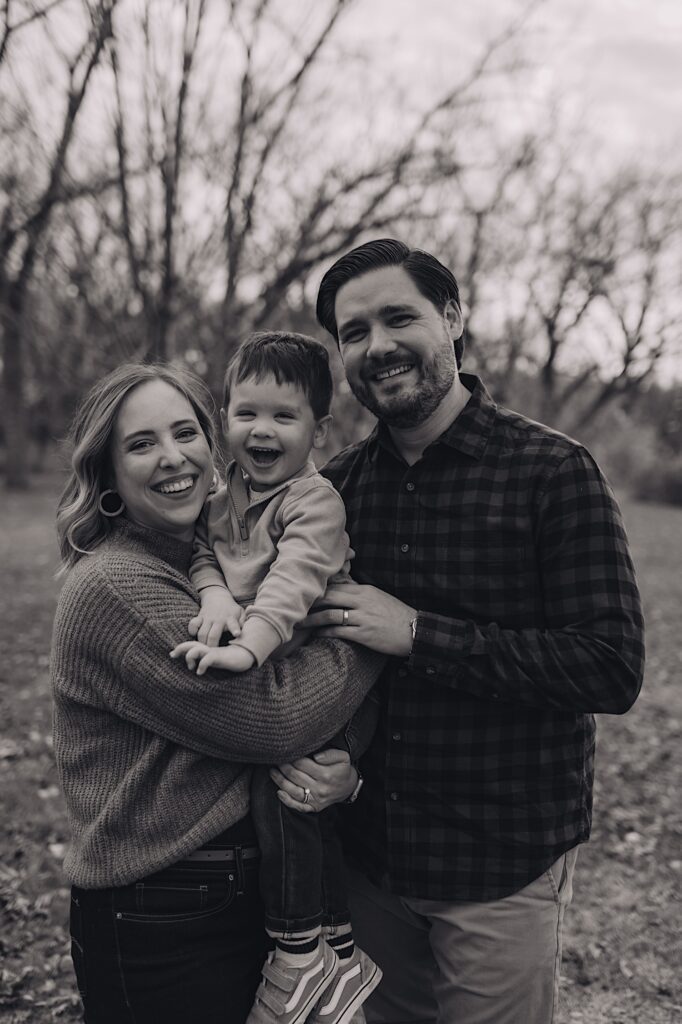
[70,848,269,1024]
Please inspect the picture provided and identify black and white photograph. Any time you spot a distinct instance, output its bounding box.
[1,1,680,1022]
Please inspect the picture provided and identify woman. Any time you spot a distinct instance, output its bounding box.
[51,363,382,1023]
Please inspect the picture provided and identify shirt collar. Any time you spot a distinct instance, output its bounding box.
[225,457,319,506]
[367,373,497,463]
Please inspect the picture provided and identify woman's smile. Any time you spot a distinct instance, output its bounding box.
[152,474,199,496]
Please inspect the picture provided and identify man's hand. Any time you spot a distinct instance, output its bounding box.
[189,586,245,646]
[170,640,255,675]
[271,749,357,813]
[302,582,416,657]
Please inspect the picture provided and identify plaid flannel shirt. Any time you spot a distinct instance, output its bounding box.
[324,374,644,901]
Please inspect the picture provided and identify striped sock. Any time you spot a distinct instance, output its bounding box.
[325,923,354,961]
[274,931,321,967]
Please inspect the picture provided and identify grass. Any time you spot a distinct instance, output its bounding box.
[0,473,680,1023]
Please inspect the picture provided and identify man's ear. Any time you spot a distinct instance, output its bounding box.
[444,300,464,341]
[313,415,332,449]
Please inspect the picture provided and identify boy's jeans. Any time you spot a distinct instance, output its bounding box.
[251,695,379,937]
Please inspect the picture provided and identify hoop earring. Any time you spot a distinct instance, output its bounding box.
[98,489,125,517]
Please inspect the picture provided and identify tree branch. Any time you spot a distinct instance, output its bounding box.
[16,0,116,293]
[0,0,68,65]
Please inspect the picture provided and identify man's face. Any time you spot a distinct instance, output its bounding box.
[334,265,463,428]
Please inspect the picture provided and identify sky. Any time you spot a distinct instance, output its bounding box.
[11,0,681,172]
[337,0,682,167]
[533,0,682,158]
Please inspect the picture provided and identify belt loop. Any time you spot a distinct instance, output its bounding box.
[234,845,245,895]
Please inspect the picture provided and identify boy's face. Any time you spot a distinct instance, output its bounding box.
[222,374,330,492]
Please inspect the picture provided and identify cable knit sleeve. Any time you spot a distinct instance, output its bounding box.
[56,551,383,764]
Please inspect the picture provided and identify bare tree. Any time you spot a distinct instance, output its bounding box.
[516,162,623,421]
[203,0,541,391]
[567,174,682,431]
[110,0,207,360]
[428,133,538,360]
[454,132,679,425]
[1,0,116,487]
[80,0,539,397]
[2,0,549,479]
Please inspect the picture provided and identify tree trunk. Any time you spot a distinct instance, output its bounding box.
[1,282,29,489]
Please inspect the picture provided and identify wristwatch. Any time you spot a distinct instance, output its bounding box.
[344,766,364,804]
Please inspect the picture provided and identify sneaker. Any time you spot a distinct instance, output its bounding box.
[307,947,382,1024]
[246,943,339,1024]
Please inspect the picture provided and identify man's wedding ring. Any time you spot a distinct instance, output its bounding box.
[302,787,312,804]
[342,609,349,626]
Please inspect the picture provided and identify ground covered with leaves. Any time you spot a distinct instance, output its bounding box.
[1,475,680,1023]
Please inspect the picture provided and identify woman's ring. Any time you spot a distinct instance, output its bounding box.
[342,609,349,626]
[303,787,312,804]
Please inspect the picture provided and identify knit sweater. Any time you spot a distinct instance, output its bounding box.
[50,517,383,889]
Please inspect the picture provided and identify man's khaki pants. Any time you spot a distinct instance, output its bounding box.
[347,849,578,1024]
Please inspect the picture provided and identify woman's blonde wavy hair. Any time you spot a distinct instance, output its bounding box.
[56,362,219,572]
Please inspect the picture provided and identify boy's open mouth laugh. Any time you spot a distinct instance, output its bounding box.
[247,446,281,466]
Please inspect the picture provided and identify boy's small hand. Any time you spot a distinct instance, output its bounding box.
[188,587,245,646]
[170,641,256,675]
[170,640,212,673]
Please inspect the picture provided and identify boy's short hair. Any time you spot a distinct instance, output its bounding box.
[222,331,334,420]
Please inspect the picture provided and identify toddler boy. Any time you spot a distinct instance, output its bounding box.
[171,332,381,1024]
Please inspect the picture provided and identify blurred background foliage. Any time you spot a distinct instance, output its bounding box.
[1,0,681,498]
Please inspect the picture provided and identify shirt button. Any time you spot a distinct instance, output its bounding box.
[390,792,399,801]
[405,482,415,492]
[397,667,407,678]
[400,543,409,553]
[392,732,402,742]
[426,666,436,676]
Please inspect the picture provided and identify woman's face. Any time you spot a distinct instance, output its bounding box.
[110,379,213,541]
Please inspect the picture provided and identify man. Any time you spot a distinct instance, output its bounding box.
[275,238,644,1024]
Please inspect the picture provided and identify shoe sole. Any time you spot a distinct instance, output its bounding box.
[315,963,383,1024]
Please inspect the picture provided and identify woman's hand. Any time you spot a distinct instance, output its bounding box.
[301,581,416,657]
[270,748,357,813]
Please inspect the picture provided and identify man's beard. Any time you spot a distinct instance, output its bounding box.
[349,347,457,428]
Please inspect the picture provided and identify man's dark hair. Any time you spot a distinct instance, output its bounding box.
[222,331,333,420]
[316,238,465,368]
